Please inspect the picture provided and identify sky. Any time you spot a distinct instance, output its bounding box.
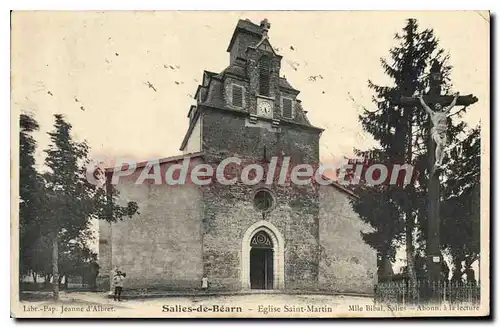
[11,11,489,169]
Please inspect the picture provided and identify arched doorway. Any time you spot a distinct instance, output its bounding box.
[250,231,274,289]
[241,221,285,290]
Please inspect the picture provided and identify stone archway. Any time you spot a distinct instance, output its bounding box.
[241,220,285,290]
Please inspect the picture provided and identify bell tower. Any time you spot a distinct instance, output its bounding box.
[178,18,324,291]
[180,18,323,165]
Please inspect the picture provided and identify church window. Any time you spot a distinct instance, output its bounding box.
[258,56,271,96]
[232,85,244,107]
[250,231,273,248]
[282,98,293,118]
[253,189,275,212]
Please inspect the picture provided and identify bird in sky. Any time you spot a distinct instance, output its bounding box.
[47,91,53,96]
[145,81,157,92]
[286,60,299,71]
[290,45,295,51]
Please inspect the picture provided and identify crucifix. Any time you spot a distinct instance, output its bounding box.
[399,60,478,291]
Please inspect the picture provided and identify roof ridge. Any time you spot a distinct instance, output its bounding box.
[105,151,205,173]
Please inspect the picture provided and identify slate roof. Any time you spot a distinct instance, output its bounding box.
[279,77,299,92]
[226,19,263,52]
[222,65,247,79]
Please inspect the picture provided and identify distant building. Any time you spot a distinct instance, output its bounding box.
[98,19,376,294]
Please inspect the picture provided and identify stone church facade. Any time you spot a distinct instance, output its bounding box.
[98,19,377,295]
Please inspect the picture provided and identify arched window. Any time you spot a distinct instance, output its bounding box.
[258,56,271,96]
[250,231,273,248]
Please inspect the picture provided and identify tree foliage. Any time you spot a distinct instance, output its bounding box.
[441,126,480,280]
[19,114,43,278]
[19,113,139,298]
[349,19,479,283]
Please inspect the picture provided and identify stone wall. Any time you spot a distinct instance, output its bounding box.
[98,161,204,290]
[318,184,377,295]
[229,29,261,65]
[201,182,320,291]
[97,220,112,290]
[202,109,320,164]
[200,109,322,291]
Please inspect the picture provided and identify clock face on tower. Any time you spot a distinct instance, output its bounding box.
[257,100,273,118]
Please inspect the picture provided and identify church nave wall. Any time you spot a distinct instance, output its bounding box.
[101,168,205,290]
[318,185,377,295]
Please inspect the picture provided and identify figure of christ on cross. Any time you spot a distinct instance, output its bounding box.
[418,92,460,171]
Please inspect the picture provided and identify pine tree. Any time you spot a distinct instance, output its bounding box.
[19,114,43,282]
[42,114,138,299]
[441,126,480,281]
[350,19,471,296]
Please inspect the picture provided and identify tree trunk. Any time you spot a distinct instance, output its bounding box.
[465,254,478,270]
[376,250,385,282]
[405,211,418,301]
[402,62,418,299]
[377,247,394,282]
[44,274,51,287]
[52,234,59,300]
[451,256,462,282]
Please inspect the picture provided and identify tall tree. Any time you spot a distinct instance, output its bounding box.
[42,114,138,299]
[350,19,471,296]
[441,126,480,281]
[19,113,43,281]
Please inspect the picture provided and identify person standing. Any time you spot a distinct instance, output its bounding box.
[201,275,208,291]
[113,271,126,301]
[110,267,119,296]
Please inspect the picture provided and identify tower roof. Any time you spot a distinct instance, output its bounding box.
[226,19,264,52]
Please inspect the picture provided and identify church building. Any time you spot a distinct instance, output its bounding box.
[98,18,376,295]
